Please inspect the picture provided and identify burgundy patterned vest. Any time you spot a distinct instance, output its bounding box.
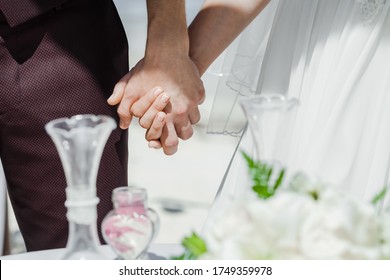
[0,0,68,27]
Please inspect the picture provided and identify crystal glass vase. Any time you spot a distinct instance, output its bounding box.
[101,186,159,260]
[240,94,299,180]
[45,114,116,259]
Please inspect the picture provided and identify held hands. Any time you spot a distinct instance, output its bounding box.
[107,55,205,155]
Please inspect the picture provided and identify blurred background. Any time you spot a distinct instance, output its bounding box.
[6,0,239,254]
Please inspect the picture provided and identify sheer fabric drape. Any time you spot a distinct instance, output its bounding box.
[206,0,390,220]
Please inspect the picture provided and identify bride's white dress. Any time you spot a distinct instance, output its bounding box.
[206,0,390,223]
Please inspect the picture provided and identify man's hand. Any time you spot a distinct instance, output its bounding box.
[108,85,169,142]
[108,55,204,155]
[108,0,206,155]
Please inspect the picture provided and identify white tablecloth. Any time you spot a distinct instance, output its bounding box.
[0,243,183,260]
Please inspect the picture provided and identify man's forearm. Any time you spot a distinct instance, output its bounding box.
[145,0,189,58]
[188,0,270,76]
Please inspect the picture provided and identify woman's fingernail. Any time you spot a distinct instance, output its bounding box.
[107,91,117,102]
[161,94,169,103]
[157,112,165,122]
[154,87,163,96]
[148,141,161,149]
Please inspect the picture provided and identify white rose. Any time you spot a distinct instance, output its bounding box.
[203,191,316,259]
[264,191,316,259]
[379,212,390,258]
[203,199,280,259]
[288,172,326,198]
[299,188,382,259]
[202,184,384,260]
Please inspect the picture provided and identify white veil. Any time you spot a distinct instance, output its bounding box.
[206,0,280,137]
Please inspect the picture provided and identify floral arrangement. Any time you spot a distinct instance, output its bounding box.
[175,152,390,260]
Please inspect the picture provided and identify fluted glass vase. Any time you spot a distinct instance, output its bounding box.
[45,114,116,260]
[240,94,299,182]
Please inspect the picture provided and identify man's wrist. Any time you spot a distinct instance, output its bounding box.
[145,30,189,57]
[146,0,189,56]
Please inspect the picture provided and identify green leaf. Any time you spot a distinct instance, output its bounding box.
[242,150,286,199]
[371,187,387,206]
[171,253,187,260]
[273,168,285,192]
[171,232,207,260]
[265,166,273,181]
[252,185,273,199]
[242,150,257,169]
[182,232,207,255]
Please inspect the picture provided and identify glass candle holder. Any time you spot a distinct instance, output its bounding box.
[45,114,115,259]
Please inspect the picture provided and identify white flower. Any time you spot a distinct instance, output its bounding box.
[379,212,390,258]
[288,172,326,199]
[203,199,279,259]
[299,188,383,259]
[202,179,387,260]
[203,191,317,259]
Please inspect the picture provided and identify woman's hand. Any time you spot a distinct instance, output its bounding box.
[108,55,204,155]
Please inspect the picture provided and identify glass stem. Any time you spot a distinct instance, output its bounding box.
[62,221,102,259]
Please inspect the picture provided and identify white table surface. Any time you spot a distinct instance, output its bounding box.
[0,243,184,260]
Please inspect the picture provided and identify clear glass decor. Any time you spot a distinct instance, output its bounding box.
[240,94,299,178]
[101,186,159,260]
[45,114,116,260]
